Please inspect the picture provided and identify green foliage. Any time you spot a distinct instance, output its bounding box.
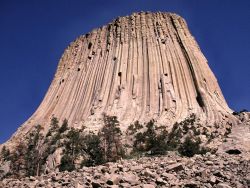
[9,142,27,178]
[133,120,169,155]
[81,133,104,167]
[59,119,68,133]
[64,128,82,155]
[44,117,68,156]
[167,123,182,150]
[100,114,125,162]
[25,124,43,176]
[51,117,59,129]
[1,146,10,161]
[166,114,210,157]
[133,132,146,152]
[2,113,213,178]
[57,115,124,171]
[167,114,201,150]
[150,127,169,155]
[127,121,143,135]
[4,118,70,177]
[46,117,59,137]
[59,154,75,172]
[178,136,209,157]
[59,128,83,172]
[38,118,69,173]
[131,114,210,157]
[6,118,70,177]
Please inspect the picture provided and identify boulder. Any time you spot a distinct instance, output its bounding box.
[166,163,184,172]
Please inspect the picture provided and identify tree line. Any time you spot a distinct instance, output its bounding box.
[1,114,210,179]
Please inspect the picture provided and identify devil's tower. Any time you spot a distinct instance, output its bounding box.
[7,12,236,145]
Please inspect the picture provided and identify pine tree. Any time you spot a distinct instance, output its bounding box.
[59,119,68,133]
[132,120,168,155]
[9,142,27,178]
[82,133,104,166]
[25,124,43,176]
[1,146,10,161]
[100,114,124,162]
[59,128,82,172]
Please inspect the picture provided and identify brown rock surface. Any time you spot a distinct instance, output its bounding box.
[0,11,249,186]
[3,11,238,149]
[1,152,249,187]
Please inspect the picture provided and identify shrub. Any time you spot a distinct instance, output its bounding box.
[133,132,146,152]
[150,128,169,155]
[3,125,44,178]
[178,136,208,157]
[51,117,59,129]
[167,114,202,151]
[59,119,69,133]
[162,123,181,151]
[1,146,10,161]
[127,121,143,135]
[133,120,168,155]
[59,154,75,172]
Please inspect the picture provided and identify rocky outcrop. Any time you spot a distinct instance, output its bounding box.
[5,12,238,148]
[218,112,250,157]
[1,152,249,188]
[1,11,250,187]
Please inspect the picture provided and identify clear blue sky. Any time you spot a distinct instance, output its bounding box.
[0,0,249,144]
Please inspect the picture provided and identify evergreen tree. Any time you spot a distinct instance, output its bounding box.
[25,124,43,176]
[178,136,208,157]
[9,142,27,178]
[100,114,124,162]
[59,128,82,172]
[82,133,104,166]
[51,117,59,129]
[59,154,75,172]
[1,146,10,161]
[42,118,69,173]
[59,119,68,133]
[132,120,168,155]
[46,117,59,137]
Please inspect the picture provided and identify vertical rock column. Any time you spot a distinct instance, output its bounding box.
[7,12,234,146]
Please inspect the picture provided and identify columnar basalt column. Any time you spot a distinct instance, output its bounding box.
[6,12,236,147]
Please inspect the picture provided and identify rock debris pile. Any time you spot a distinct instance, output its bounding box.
[1,152,249,188]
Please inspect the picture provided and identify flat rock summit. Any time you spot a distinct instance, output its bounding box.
[1,11,249,187]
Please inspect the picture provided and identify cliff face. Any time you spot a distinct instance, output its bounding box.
[7,12,236,145]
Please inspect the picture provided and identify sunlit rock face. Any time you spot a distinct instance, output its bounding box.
[7,12,236,145]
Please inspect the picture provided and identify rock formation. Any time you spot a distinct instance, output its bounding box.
[5,12,239,147]
[1,152,249,187]
[1,11,250,186]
